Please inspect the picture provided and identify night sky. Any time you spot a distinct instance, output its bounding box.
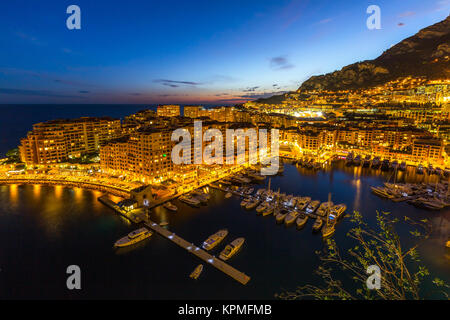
[0,0,449,104]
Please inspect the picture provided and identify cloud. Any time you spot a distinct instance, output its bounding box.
[243,86,260,92]
[318,18,333,24]
[78,90,90,94]
[270,56,295,70]
[398,11,416,18]
[153,79,203,88]
[233,90,288,100]
[14,31,44,46]
[129,92,142,96]
[398,22,405,27]
[0,88,85,99]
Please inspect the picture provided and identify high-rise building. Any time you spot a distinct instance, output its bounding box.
[19,117,121,165]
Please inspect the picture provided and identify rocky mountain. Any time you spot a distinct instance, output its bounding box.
[298,14,450,92]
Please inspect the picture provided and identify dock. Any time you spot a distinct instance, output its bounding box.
[143,218,251,285]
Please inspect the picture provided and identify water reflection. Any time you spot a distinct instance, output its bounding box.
[33,184,41,198]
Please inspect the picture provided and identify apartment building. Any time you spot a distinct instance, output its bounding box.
[156,105,180,117]
[19,117,121,165]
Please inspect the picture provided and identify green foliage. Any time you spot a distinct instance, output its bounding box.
[276,211,449,300]
[2,148,21,164]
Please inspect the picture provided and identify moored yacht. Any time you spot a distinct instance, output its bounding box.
[163,201,177,212]
[284,210,300,226]
[219,237,245,260]
[240,197,251,207]
[255,202,267,214]
[296,213,309,228]
[330,203,347,219]
[275,208,290,223]
[114,227,152,248]
[295,196,311,211]
[305,200,320,214]
[262,203,275,216]
[179,195,200,207]
[316,201,334,217]
[190,264,203,280]
[245,197,260,210]
[312,217,324,231]
[202,229,228,251]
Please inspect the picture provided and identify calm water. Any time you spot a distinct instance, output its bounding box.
[0,162,449,299]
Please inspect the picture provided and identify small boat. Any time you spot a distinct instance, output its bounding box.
[275,208,289,223]
[305,200,320,214]
[225,192,232,199]
[202,229,228,251]
[284,210,300,226]
[295,196,311,211]
[312,217,323,232]
[371,186,395,199]
[240,198,251,207]
[163,201,177,212]
[179,195,200,207]
[322,217,336,238]
[190,264,203,280]
[255,202,268,214]
[245,198,260,210]
[330,203,347,219]
[399,161,407,171]
[245,187,254,195]
[114,227,152,248]
[262,203,274,216]
[219,237,245,260]
[316,201,334,217]
[296,213,309,229]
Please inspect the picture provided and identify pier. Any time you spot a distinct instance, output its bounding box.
[143,218,251,285]
[99,194,251,285]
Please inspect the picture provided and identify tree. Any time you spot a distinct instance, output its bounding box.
[276,211,449,300]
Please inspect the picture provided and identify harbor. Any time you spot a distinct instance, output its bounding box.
[1,160,448,299]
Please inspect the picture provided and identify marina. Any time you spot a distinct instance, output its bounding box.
[1,161,448,299]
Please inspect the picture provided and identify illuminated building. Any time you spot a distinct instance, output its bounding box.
[156,105,181,117]
[19,117,121,165]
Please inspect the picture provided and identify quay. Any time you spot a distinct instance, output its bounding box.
[143,218,251,285]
